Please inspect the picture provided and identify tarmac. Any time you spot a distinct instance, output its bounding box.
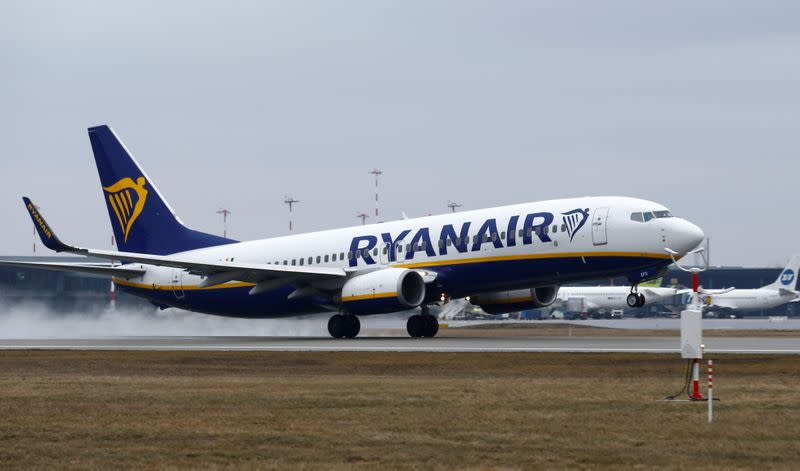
[1,335,798,353]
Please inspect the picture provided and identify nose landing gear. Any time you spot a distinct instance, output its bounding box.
[626,287,646,308]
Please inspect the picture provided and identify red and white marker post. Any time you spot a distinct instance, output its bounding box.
[708,359,714,422]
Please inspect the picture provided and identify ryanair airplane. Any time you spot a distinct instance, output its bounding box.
[5,125,705,338]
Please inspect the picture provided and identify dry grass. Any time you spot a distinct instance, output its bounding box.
[1,351,799,470]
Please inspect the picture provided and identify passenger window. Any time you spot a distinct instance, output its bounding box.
[454,237,460,245]
[518,229,523,237]
[630,212,644,222]
[501,231,506,240]
[438,240,444,248]
[643,212,654,222]
[324,255,329,262]
[316,256,321,263]
[491,233,497,242]
[291,259,296,266]
[299,258,304,266]
[373,248,378,256]
[406,244,412,252]
[283,260,287,265]
[308,257,313,264]
[552,225,557,233]
[347,251,353,260]
[526,228,532,237]
[561,224,566,232]
[544,226,549,234]
[340,253,345,260]
[447,239,453,247]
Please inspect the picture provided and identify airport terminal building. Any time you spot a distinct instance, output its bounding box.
[0,256,794,317]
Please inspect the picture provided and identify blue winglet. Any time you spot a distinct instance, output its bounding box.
[22,197,74,253]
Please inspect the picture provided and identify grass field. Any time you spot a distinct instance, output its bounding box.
[1,350,799,470]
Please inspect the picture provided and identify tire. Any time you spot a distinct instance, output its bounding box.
[636,293,646,308]
[327,314,347,339]
[626,293,638,308]
[406,315,424,337]
[422,315,439,338]
[344,315,361,338]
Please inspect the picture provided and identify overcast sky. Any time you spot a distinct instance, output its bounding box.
[2,1,798,266]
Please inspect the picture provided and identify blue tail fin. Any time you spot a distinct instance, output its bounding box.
[88,125,236,255]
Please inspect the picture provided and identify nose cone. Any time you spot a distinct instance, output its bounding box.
[671,218,705,255]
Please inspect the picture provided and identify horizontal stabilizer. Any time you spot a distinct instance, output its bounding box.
[0,261,145,279]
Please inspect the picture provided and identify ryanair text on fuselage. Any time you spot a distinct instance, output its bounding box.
[348,208,589,267]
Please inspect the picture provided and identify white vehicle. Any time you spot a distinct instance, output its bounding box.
[702,256,800,315]
[552,285,683,316]
[3,126,704,338]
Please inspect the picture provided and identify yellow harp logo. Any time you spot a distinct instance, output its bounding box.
[103,177,148,242]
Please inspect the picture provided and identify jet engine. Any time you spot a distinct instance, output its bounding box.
[470,286,559,315]
[340,268,426,315]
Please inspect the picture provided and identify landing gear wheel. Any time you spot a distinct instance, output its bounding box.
[626,293,639,308]
[328,314,347,339]
[422,315,439,338]
[636,292,646,308]
[344,315,361,338]
[407,315,424,338]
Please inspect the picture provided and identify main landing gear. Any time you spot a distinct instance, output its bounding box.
[328,314,360,339]
[406,306,439,338]
[626,287,646,308]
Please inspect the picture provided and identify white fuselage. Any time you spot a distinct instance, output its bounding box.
[704,288,799,312]
[113,196,704,318]
[554,286,680,312]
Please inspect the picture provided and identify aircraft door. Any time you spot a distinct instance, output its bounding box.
[171,269,185,299]
[591,207,609,246]
[379,242,391,265]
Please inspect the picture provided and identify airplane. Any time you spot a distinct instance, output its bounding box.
[548,284,685,318]
[700,255,800,316]
[2,125,705,338]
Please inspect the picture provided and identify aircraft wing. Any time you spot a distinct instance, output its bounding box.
[0,261,145,279]
[22,197,347,286]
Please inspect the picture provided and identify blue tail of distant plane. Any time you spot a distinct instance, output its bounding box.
[88,125,236,255]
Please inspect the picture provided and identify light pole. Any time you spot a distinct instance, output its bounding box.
[284,196,300,232]
[217,208,231,238]
[369,169,382,219]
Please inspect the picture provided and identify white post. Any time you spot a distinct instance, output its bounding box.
[708,359,714,423]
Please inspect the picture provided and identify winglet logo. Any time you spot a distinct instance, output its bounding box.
[561,208,590,242]
[781,269,795,286]
[103,177,148,242]
[26,202,52,240]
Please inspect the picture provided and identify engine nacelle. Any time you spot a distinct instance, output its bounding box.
[340,268,426,315]
[471,286,559,315]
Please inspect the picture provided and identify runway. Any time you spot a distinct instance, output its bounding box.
[1,336,799,353]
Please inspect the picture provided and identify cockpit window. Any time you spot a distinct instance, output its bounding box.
[630,212,644,222]
[643,212,655,222]
[653,210,672,218]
